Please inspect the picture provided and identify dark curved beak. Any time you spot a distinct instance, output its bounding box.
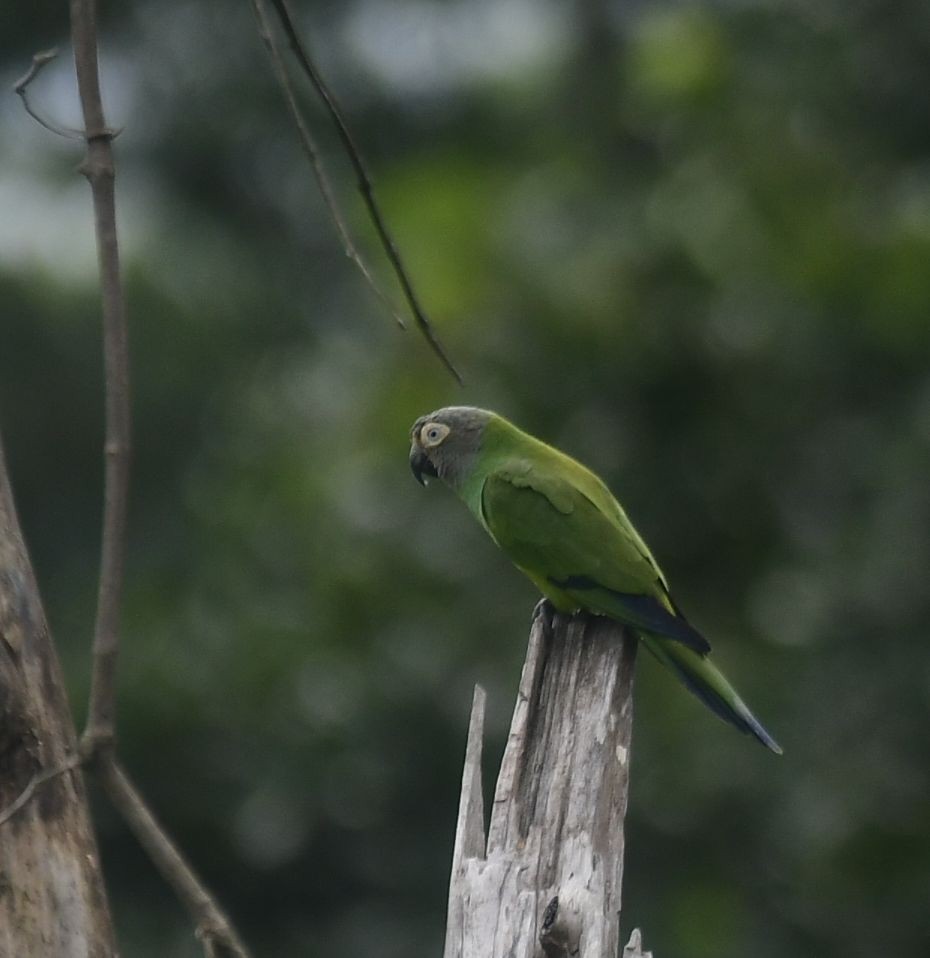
[409,444,438,486]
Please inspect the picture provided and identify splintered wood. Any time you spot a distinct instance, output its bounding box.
[444,609,646,958]
[0,438,117,956]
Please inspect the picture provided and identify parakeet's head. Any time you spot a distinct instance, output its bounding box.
[409,406,493,489]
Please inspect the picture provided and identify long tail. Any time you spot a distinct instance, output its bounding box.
[640,633,783,754]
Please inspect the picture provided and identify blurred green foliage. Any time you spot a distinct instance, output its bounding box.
[2,1,929,955]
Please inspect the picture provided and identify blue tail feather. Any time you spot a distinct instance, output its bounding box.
[641,634,783,754]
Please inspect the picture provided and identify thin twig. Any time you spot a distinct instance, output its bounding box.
[249,0,407,329]
[267,0,464,384]
[99,759,252,958]
[12,48,84,139]
[0,754,83,827]
[67,7,254,956]
[70,0,131,754]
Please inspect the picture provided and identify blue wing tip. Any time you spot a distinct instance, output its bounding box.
[753,724,784,755]
[550,575,711,654]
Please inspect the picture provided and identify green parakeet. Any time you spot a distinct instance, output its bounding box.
[409,406,781,753]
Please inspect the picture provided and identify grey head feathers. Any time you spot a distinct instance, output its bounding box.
[409,406,493,490]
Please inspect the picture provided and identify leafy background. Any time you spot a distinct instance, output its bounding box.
[2,0,929,955]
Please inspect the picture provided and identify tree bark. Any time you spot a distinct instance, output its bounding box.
[0,434,117,956]
[444,608,646,958]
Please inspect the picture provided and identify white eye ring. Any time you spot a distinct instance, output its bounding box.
[421,422,450,447]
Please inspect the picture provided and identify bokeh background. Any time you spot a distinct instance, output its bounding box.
[2,1,929,955]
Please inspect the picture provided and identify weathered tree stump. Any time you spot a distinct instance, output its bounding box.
[0,437,117,956]
[444,607,650,958]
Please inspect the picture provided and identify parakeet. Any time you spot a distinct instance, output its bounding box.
[409,406,781,753]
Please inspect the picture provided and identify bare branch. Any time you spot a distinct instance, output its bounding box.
[12,48,84,139]
[266,0,464,384]
[64,10,254,955]
[0,754,82,827]
[99,759,252,958]
[249,0,408,330]
[69,0,131,754]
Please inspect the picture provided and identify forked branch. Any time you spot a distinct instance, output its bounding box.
[63,3,253,955]
[13,48,82,138]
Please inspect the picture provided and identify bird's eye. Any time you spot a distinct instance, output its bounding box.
[421,422,450,447]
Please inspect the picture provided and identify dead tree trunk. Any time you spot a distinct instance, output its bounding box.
[443,608,651,958]
[0,435,117,956]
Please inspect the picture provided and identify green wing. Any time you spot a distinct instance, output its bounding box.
[480,461,710,653]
